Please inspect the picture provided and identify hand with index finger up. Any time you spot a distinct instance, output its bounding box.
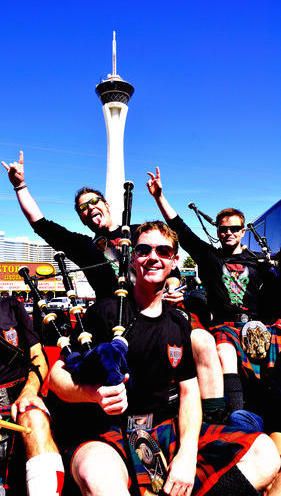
[2,150,25,188]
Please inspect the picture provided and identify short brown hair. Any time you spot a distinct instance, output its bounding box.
[216,208,245,227]
[132,220,178,253]
[74,187,106,214]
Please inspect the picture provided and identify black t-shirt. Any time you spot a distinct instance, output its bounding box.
[168,215,274,323]
[0,297,39,384]
[83,297,196,414]
[32,218,180,300]
[52,298,196,448]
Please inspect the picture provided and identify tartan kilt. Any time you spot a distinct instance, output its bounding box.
[211,319,281,380]
[81,418,260,496]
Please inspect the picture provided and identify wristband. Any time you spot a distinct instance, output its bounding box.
[14,183,27,191]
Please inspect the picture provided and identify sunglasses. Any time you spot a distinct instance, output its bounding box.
[218,225,244,234]
[134,244,175,259]
[79,196,103,212]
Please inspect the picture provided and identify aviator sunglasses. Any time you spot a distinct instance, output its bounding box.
[134,244,175,259]
[79,196,103,212]
[218,225,244,234]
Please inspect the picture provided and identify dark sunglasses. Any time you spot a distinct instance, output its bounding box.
[134,244,175,259]
[79,196,103,212]
[218,225,244,234]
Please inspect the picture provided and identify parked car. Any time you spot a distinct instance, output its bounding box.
[47,297,71,310]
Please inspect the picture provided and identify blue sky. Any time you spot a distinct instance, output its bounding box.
[0,1,280,246]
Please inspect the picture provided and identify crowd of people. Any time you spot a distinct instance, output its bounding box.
[0,152,281,495]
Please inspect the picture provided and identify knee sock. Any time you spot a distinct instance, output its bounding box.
[202,397,227,423]
[26,452,64,496]
[207,466,260,495]
[223,373,244,411]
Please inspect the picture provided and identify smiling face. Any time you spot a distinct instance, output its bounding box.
[217,215,245,252]
[77,192,112,232]
[132,229,179,289]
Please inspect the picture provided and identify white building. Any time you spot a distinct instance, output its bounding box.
[0,230,94,297]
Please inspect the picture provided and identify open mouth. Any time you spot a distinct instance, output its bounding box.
[91,211,102,224]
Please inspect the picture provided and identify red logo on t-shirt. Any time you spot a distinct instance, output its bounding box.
[167,344,183,368]
[2,327,18,347]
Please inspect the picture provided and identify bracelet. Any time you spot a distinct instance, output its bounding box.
[14,183,27,192]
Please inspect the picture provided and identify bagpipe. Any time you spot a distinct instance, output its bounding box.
[247,223,275,264]
[188,202,219,245]
[18,181,134,387]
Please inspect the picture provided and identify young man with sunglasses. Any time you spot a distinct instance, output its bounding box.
[2,152,181,301]
[48,220,280,496]
[147,168,279,417]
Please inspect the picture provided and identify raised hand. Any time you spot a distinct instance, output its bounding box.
[2,150,25,188]
[147,166,163,199]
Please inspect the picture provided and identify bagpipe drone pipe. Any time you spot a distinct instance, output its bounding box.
[18,181,134,387]
[18,265,73,358]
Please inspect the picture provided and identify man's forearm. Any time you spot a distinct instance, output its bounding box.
[154,192,178,221]
[23,343,49,395]
[49,360,100,403]
[16,186,44,223]
[178,378,201,456]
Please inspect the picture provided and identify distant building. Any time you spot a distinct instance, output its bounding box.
[0,231,94,297]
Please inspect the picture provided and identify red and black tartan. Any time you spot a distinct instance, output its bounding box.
[71,418,260,495]
[211,319,281,379]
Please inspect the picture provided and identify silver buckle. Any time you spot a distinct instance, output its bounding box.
[241,320,271,359]
[127,413,153,433]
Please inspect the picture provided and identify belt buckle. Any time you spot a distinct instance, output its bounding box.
[127,413,153,433]
[241,320,271,359]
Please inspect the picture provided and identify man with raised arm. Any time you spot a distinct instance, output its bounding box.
[147,168,281,443]
[2,152,181,302]
[0,295,64,495]
[49,220,280,496]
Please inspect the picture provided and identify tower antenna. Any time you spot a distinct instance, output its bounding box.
[112,30,117,76]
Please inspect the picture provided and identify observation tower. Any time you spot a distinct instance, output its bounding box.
[96,32,134,225]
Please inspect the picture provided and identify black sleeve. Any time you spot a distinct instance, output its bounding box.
[32,218,120,300]
[167,215,212,264]
[176,311,197,382]
[32,218,103,267]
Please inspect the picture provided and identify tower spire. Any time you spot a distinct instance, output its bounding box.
[112,30,117,77]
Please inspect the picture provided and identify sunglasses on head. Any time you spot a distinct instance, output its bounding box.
[134,244,175,259]
[218,225,243,234]
[79,196,103,212]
